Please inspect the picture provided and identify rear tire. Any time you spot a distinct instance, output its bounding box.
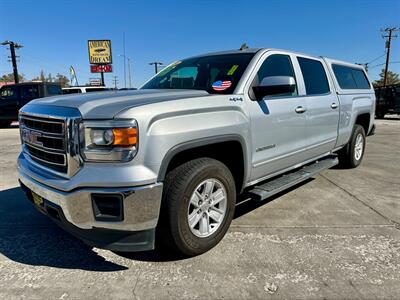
[338,124,366,168]
[158,158,236,256]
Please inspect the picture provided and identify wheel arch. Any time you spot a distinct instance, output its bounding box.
[157,134,248,194]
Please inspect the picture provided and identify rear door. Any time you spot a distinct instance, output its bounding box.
[246,51,308,181]
[295,56,340,157]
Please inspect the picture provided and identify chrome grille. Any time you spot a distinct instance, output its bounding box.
[20,115,68,173]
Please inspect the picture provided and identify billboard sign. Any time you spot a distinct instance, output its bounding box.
[88,40,112,64]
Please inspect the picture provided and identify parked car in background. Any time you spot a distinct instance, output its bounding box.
[62,86,109,94]
[374,83,400,118]
[18,48,375,256]
[0,82,62,127]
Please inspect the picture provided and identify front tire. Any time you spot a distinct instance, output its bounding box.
[338,124,366,168]
[158,158,236,256]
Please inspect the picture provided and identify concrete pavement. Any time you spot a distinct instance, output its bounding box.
[0,119,399,299]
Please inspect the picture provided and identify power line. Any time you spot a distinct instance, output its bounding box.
[369,61,400,69]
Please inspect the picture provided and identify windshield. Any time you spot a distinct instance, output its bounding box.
[141,53,255,94]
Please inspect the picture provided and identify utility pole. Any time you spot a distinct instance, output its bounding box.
[381,27,399,87]
[112,76,118,89]
[149,62,163,74]
[1,40,23,83]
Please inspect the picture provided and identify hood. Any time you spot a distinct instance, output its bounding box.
[30,89,210,119]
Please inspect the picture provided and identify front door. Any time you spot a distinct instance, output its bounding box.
[246,52,308,182]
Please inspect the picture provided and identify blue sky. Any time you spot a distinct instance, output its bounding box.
[1,0,399,88]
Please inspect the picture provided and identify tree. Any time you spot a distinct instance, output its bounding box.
[0,73,25,83]
[55,73,70,87]
[373,69,400,87]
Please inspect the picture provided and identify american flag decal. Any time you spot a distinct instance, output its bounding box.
[212,80,232,91]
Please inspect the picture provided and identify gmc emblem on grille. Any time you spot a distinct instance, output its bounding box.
[22,129,43,147]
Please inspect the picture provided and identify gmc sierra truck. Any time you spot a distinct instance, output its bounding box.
[17,48,375,256]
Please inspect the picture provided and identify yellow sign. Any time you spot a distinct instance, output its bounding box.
[88,40,112,64]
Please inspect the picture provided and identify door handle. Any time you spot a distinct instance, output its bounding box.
[295,106,306,114]
[331,103,338,109]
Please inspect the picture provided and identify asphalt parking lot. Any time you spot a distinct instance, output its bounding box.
[0,118,399,300]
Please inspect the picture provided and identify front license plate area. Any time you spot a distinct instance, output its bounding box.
[32,191,44,208]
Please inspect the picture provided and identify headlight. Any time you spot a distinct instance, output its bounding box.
[80,119,138,162]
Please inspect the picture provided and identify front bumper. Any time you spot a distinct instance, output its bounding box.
[18,165,163,252]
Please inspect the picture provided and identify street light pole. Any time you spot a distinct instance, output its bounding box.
[149,62,163,74]
[127,57,132,89]
[1,40,23,84]
[119,54,132,88]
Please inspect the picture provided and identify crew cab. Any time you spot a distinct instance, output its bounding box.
[0,82,62,127]
[17,48,375,256]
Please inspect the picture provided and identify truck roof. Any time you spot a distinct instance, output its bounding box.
[191,48,363,70]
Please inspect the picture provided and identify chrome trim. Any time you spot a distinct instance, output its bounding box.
[247,152,332,187]
[20,115,65,134]
[19,170,163,231]
[19,104,83,178]
[23,144,66,167]
[253,138,337,168]
[81,119,138,162]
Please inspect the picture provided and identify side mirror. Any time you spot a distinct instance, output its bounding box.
[252,76,296,100]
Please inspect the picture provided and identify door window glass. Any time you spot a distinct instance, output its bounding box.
[254,54,298,96]
[21,85,39,99]
[297,57,330,95]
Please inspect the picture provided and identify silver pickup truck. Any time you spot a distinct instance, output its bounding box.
[17,48,375,256]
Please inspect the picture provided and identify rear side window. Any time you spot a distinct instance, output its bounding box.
[47,85,62,95]
[297,57,330,95]
[332,65,371,89]
[62,88,81,94]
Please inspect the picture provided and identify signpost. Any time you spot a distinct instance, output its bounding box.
[88,40,113,86]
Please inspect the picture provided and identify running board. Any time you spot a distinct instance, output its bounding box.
[248,155,338,201]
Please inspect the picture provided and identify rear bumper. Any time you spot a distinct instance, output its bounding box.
[18,167,163,252]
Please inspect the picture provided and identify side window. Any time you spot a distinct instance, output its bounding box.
[331,65,355,89]
[0,86,18,99]
[352,69,370,89]
[21,85,39,99]
[332,65,371,90]
[254,54,298,97]
[47,85,62,95]
[297,57,330,95]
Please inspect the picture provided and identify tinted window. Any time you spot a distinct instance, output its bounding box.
[21,85,39,99]
[47,85,62,95]
[255,54,297,96]
[142,53,255,94]
[62,88,81,94]
[298,57,330,95]
[86,88,108,92]
[332,65,371,90]
[0,86,18,99]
